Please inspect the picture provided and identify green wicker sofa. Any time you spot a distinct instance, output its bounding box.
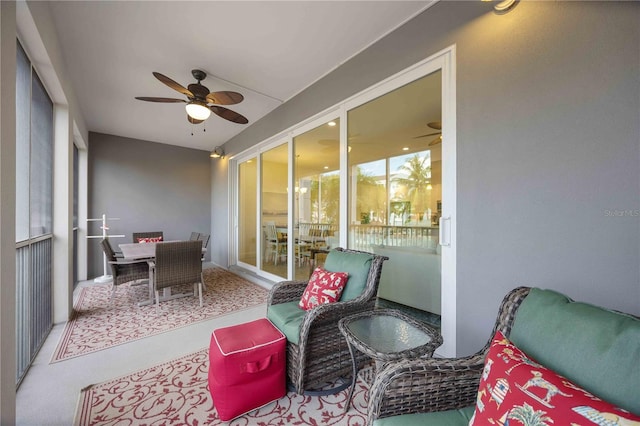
[368,286,640,425]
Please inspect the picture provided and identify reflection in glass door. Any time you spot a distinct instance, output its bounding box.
[261,144,289,278]
[347,71,443,319]
[293,118,340,281]
[238,158,257,267]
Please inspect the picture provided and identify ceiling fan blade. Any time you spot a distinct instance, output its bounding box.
[153,72,193,98]
[209,105,249,124]
[414,131,441,139]
[428,135,443,146]
[187,115,204,125]
[428,121,442,130]
[135,96,186,103]
[206,91,244,105]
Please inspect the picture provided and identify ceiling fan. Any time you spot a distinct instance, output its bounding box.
[414,121,442,146]
[135,69,249,125]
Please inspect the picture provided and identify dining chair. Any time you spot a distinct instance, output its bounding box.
[100,239,149,301]
[296,223,312,266]
[132,231,164,243]
[309,223,328,248]
[197,233,210,248]
[151,240,203,307]
[265,222,287,265]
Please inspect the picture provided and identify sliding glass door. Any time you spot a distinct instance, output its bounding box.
[260,144,289,278]
[293,118,340,280]
[237,158,257,267]
[347,71,443,317]
[231,48,456,356]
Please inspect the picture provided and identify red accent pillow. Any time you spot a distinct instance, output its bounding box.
[298,267,349,310]
[137,236,162,243]
[469,331,640,425]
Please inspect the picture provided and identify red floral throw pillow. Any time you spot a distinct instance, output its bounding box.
[137,237,162,243]
[298,267,349,310]
[469,331,640,425]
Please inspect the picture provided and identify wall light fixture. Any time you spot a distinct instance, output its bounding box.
[210,147,225,158]
[483,0,517,12]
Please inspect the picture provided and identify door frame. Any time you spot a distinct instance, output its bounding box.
[230,45,457,356]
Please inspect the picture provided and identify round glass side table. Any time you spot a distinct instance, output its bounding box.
[338,309,443,413]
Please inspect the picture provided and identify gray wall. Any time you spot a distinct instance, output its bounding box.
[213,1,640,356]
[88,132,212,277]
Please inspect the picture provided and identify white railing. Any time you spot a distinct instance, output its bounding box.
[349,224,438,252]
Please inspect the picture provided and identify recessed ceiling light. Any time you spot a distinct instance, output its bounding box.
[324,166,329,169]
[328,121,337,127]
[402,147,409,151]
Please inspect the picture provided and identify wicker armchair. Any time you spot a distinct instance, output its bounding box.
[132,231,163,243]
[151,240,203,307]
[267,247,388,395]
[366,286,532,425]
[100,238,149,300]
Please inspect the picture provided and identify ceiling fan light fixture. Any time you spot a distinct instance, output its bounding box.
[186,101,211,121]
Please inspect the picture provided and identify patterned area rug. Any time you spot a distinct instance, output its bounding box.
[51,268,268,363]
[74,349,370,425]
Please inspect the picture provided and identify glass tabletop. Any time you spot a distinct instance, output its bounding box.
[346,314,434,354]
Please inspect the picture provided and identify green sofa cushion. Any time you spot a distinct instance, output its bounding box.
[373,406,474,426]
[266,300,305,345]
[510,287,640,415]
[324,250,373,301]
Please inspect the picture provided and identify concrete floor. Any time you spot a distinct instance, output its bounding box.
[16,272,268,426]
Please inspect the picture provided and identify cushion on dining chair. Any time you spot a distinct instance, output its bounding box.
[137,236,163,243]
[323,250,373,301]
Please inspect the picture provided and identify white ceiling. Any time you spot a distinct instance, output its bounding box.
[47,1,432,152]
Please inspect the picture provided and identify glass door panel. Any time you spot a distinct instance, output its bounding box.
[293,118,340,281]
[347,70,442,319]
[261,144,289,278]
[238,158,257,266]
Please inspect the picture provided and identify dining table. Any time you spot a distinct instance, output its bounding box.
[119,241,206,306]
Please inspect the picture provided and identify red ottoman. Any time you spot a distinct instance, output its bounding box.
[208,318,286,421]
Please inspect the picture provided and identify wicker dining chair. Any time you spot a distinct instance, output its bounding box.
[267,247,388,395]
[151,240,203,307]
[132,231,163,243]
[100,238,149,300]
[366,286,532,425]
[197,233,210,248]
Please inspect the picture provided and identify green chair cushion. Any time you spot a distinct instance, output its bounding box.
[323,250,373,301]
[510,287,640,415]
[373,406,474,426]
[266,300,305,345]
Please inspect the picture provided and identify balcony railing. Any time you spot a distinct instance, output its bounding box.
[349,224,438,252]
[16,235,53,385]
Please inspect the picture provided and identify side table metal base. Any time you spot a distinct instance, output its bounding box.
[287,378,351,396]
[343,340,359,413]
